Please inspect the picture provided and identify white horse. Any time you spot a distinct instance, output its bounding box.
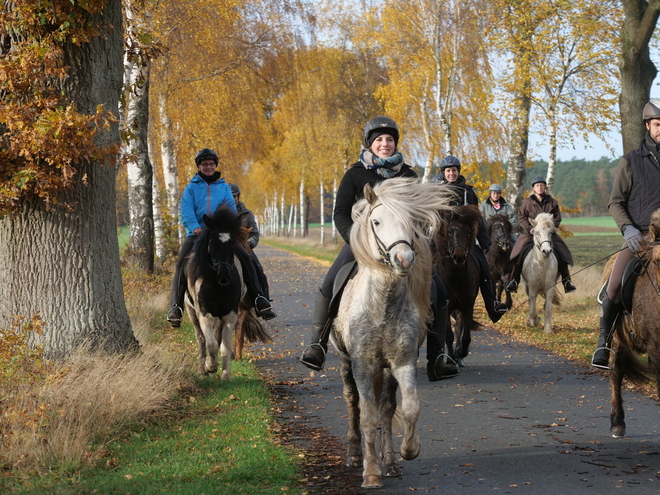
[331,178,455,489]
[521,212,561,334]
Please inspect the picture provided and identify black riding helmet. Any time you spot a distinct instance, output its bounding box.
[195,148,219,165]
[439,155,461,172]
[362,116,400,149]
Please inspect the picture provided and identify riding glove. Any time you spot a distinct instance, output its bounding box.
[623,225,644,253]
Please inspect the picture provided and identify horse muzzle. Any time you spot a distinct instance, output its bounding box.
[390,249,415,276]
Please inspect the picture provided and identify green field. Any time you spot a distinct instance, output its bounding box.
[561,216,617,228]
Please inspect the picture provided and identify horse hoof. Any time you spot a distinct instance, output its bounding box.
[611,427,626,438]
[221,371,231,380]
[362,475,383,488]
[346,455,361,469]
[401,442,420,460]
[385,464,402,477]
[457,358,465,367]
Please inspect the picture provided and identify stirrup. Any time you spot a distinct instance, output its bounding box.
[505,279,518,293]
[591,347,615,370]
[167,305,183,327]
[255,296,276,320]
[300,343,326,371]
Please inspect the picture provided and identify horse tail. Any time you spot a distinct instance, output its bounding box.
[241,308,271,343]
[551,288,562,306]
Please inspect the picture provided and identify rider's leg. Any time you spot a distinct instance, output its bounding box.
[427,273,458,381]
[249,251,270,300]
[592,247,631,369]
[235,243,276,320]
[300,244,355,371]
[557,257,577,293]
[474,247,509,323]
[505,256,522,292]
[167,236,196,327]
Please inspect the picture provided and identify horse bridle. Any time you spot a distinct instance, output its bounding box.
[207,238,233,273]
[534,230,553,251]
[444,224,470,262]
[369,203,414,266]
[492,222,510,250]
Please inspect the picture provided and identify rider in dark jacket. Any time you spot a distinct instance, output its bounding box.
[300,117,458,381]
[432,156,509,323]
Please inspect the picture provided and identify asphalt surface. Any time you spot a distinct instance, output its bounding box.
[251,244,660,494]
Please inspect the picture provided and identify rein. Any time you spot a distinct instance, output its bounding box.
[369,203,414,266]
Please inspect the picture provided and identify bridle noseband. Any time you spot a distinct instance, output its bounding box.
[369,203,414,266]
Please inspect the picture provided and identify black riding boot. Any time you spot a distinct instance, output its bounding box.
[235,245,276,320]
[505,260,522,293]
[591,294,621,369]
[475,251,508,323]
[427,304,459,381]
[558,259,577,293]
[300,291,332,371]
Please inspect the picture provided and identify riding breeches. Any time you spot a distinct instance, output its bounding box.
[320,244,356,299]
[170,235,196,308]
[606,244,635,304]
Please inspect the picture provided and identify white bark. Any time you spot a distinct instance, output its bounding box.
[158,92,181,244]
[319,181,325,245]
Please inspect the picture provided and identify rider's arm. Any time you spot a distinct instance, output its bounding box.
[609,156,634,232]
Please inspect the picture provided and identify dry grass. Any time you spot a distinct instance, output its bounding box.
[1,267,195,476]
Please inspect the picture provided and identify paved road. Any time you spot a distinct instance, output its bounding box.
[251,244,660,494]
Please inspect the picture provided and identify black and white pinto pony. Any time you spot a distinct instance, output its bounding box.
[184,206,270,379]
[521,212,561,334]
[331,178,455,489]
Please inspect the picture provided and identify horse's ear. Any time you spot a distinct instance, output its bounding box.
[364,183,377,204]
[530,218,538,227]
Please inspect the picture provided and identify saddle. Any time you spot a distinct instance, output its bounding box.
[328,261,359,319]
[597,256,645,312]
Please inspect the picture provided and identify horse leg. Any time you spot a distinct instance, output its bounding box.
[609,347,626,437]
[189,309,208,376]
[445,311,456,362]
[233,306,247,361]
[457,307,474,360]
[220,315,238,380]
[527,292,540,327]
[354,368,382,488]
[202,317,220,375]
[543,286,554,334]
[339,358,362,469]
[391,363,421,462]
[378,369,401,478]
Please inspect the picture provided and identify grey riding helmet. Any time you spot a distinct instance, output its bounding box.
[530,176,547,187]
[362,116,400,149]
[228,183,240,196]
[489,184,503,192]
[643,99,660,121]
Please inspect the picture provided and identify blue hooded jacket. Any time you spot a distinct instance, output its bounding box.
[180,173,236,236]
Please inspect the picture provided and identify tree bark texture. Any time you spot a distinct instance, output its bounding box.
[619,0,660,154]
[0,0,138,358]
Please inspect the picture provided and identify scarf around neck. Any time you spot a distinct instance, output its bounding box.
[360,149,404,178]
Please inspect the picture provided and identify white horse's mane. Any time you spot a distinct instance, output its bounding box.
[349,178,456,318]
[533,212,555,232]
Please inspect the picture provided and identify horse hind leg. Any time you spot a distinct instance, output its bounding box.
[378,369,401,478]
[220,315,238,380]
[339,359,362,469]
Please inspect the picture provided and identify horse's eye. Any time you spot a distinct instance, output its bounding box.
[372,219,380,227]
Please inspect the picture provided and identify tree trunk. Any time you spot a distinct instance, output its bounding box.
[300,181,308,238]
[505,52,532,211]
[546,108,557,195]
[125,59,155,272]
[0,0,138,357]
[158,91,181,244]
[619,0,660,154]
[319,181,325,245]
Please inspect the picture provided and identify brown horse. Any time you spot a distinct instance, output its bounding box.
[603,209,660,437]
[433,205,482,366]
[487,214,514,310]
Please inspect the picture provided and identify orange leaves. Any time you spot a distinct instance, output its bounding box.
[0,1,118,214]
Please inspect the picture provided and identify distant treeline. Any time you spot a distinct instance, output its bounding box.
[524,157,618,217]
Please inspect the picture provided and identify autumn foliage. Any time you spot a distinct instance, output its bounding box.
[0,0,117,214]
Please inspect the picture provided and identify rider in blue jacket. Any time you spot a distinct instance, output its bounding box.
[166,148,276,326]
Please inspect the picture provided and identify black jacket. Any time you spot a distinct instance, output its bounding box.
[334,162,417,243]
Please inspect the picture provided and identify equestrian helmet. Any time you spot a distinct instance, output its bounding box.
[643,99,660,121]
[440,155,461,172]
[229,183,240,196]
[195,148,219,165]
[362,116,399,149]
[489,183,503,192]
[530,176,547,187]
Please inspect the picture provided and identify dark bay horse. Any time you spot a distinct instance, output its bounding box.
[184,206,270,379]
[604,209,660,437]
[433,205,481,366]
[332,178,455,488]
[487,214,514,309]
